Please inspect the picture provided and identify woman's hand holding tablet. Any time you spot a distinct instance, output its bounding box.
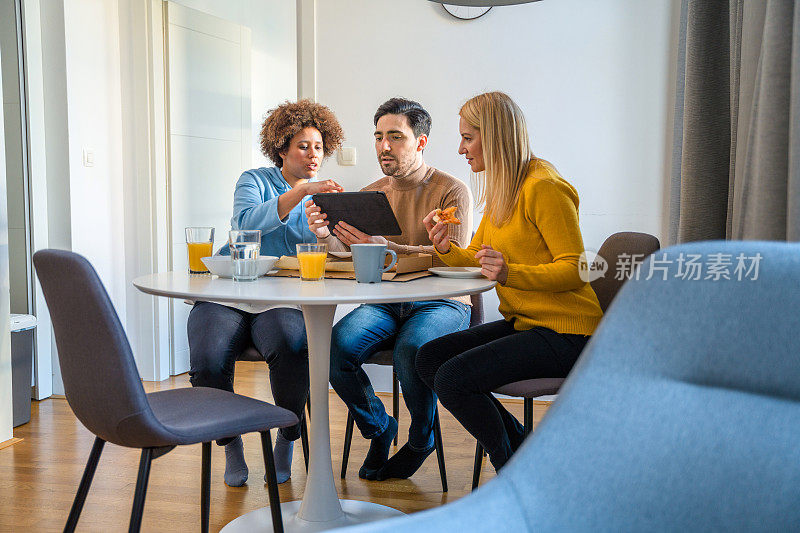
[305,198,332,238]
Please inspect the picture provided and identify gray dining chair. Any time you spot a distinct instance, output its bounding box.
[33,249,298,533]
[471,231,661,489]
[337,240,800,532]
[340,292,485,492]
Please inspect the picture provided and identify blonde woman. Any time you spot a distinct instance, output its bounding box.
[417,92,603,472]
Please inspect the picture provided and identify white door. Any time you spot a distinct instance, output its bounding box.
[165,2,251,375]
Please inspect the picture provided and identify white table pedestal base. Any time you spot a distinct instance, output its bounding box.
[220,500,405,532]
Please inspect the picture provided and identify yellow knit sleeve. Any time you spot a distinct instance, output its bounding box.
[504,180,586,291]
[436,215,485,267]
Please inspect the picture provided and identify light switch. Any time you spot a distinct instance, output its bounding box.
[82,148,94,167]
[337,147,356,166]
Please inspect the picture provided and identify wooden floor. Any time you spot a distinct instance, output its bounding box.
[0,362,550,532]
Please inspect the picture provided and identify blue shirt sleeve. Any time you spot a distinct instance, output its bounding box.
[231,171,288,235]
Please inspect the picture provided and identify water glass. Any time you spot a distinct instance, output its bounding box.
[229,230,261,282]
[296,243,327,281]
[186,227,214,274]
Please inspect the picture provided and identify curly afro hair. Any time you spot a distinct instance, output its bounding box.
[260,99,344,167]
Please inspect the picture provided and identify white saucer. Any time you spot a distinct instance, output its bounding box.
[329,251,352,258]
[428,266,484,278]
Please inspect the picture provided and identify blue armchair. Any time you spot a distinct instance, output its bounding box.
[337,241,800,531]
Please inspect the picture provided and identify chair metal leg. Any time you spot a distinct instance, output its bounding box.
[471,441,483,491]
[341,411,355,478]
[64,437,105,533]
[432,409,448,492]
[128,448,153,533]
[260,431,285,533]
[392,372,399,446]
[300,413,310,471]
[524,398,533,435]
[201,442,211,533]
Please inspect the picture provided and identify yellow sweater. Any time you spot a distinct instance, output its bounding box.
[438,160,602,335]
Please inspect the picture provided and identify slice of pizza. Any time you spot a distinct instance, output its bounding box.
[433,206,462,225]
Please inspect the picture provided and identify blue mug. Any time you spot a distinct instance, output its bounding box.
[351,244,398,283]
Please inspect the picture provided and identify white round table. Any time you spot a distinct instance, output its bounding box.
[133,272,496,532]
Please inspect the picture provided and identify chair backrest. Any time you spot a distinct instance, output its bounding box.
[590,231,660,312]
[467,229,485,327]
[33,249,155,446]
[343,241,800,531]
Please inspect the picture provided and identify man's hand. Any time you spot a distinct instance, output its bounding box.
[301,179,343,196]
[423,209,451,254]
[332,221,387,247]
[475,245,508,284]
[305,199,331,238]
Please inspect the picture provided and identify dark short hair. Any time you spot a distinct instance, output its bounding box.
[373,98,432,138]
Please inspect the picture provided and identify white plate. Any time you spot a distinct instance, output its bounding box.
[201,256,279,278]
[428,267,484,279]
[329,251,352,258]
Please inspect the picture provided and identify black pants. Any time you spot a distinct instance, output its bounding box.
[416,320,589,470]
[188,301,309,442]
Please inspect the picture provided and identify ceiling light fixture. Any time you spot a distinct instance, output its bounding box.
[429,0,541,6]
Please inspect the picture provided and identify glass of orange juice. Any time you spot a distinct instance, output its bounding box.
[185,227,214,274]
[296,243,327,281]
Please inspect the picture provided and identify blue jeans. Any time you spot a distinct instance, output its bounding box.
[330,300,470,451]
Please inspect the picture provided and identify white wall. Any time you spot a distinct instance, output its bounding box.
[315,0,676,323]
[62,0,128,320]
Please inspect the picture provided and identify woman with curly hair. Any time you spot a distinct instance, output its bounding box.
[187,100,344,487]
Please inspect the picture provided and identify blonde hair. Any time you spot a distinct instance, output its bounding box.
[460,92,534,226]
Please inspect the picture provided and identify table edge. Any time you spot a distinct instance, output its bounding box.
[132,276,496,306]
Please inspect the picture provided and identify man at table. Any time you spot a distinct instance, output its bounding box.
[305,98,472,480]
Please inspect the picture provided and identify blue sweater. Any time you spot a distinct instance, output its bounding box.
[219,167,317,257]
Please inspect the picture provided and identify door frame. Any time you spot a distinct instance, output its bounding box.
[116,0,172,381]
[18,0,54,398]
[120,0,252,380]
[162,1,252,376]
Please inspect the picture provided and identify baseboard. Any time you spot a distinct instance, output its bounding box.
[0,437,23,450]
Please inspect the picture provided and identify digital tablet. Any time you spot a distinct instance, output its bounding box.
[311,191,402,237]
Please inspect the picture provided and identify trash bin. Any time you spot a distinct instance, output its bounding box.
[11,314,36,427]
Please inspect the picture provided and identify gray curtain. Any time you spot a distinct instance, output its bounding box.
[669,0,800,244]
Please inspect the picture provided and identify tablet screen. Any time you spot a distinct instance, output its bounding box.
[312,191,402,237]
